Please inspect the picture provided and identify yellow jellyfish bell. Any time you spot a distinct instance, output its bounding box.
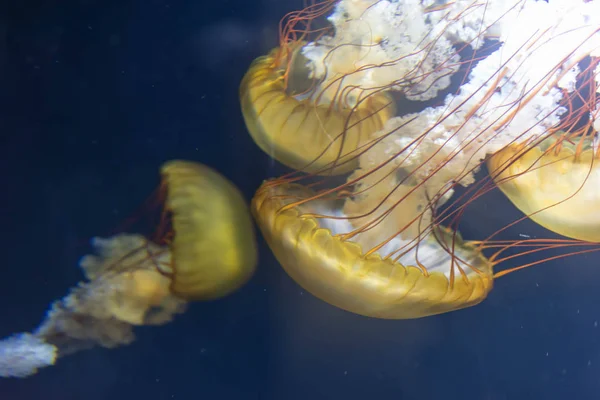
[252,182,493,319]
[240,45,395,175]
[488,137,600,243]
[161,160,258,300]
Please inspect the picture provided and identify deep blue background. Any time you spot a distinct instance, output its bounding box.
[1,0,599,399]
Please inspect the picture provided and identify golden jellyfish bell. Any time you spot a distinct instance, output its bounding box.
[161,160,258,300]
[240,45,395,175]
[488,137,600,243]
[252,182,494,319]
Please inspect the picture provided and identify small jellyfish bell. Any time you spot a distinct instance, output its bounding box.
[246,0,600,318]
[0,160,257,378]
[157,161,258,300]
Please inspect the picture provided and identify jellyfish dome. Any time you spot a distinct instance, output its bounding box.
[161,160,258,300]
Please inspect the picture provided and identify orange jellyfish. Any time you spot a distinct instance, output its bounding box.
[245,0,600,318]
[0,160,257,378]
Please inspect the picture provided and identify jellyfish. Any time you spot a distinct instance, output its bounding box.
[244,0,600,318]
[239,5,395,175]
[0,160,257,378]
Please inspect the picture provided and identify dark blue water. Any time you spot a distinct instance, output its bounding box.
[1,1,599,399]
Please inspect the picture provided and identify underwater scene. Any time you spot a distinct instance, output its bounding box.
[1,0,600,399]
